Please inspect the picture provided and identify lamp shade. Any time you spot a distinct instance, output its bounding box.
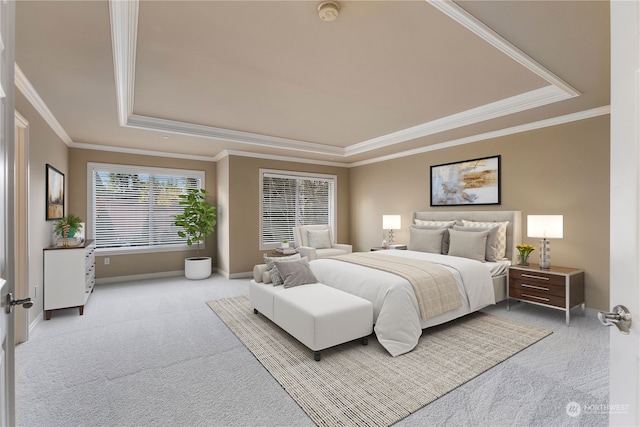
[382,215,401,230]
[527,215,563,238]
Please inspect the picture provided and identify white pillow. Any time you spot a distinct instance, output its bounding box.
[461,220,509,259]
[414,219,457,228]
[448,228,490,262]
[307,229,331,249]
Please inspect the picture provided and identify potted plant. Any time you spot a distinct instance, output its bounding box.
[53,214,84,247]
[282,239,289,248]
[174,188,217,280]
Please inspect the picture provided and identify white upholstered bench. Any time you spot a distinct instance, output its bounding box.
[249,280,373,361]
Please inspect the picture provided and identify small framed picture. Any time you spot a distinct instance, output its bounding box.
[46,164,65,220]
[430,155,501,206]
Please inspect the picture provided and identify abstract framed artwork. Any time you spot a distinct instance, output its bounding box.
[430,155,501,206]
[46,164,65,220]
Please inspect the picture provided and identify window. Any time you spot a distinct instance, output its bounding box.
[260,169,336,248]
[87,163,205,254]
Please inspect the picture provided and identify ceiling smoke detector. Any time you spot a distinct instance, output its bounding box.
[318,1,339,22]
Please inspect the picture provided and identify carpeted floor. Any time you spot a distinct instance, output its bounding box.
[14,274,609,426]
[207,295,552,427]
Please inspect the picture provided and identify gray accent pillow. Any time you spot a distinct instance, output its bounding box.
[453,225,499,261]
[307,229,331,249]
[274,257,318,288]
[408,226,446,254]
[448,228,490,262]
[263,253,301,286]
[410,224,451,254]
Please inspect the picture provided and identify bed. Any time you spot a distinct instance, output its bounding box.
[309,210,522,357]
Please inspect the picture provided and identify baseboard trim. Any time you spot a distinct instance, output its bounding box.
[28,312,43,334]
[229,271,253,279]
[96,270,184,285]
[217,269,253,280]
[95,269,256,284]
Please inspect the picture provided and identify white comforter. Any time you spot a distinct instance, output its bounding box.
[310,250,496,357]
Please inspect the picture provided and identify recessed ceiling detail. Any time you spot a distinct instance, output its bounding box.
[108,0,579,159]
[18,0,606,164]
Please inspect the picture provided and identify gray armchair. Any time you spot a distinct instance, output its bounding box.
[292,224,352,260]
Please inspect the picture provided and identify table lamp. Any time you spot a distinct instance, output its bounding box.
[527,215,563,269]
[382,215,401,247]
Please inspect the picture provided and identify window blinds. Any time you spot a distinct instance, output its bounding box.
[261,171,336,246]
[90,164,203,251]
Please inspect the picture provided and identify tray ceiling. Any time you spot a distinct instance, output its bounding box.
[15,0,609,164]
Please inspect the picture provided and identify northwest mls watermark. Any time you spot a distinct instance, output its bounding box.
[566,401,630,417]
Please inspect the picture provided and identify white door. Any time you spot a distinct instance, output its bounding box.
[0,1,16,425]
[0,280,13,427]
[609,1,640,425]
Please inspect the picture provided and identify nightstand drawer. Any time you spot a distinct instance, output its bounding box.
[509,269,565,286]
[509,279,565,298]
[509,287,565,308]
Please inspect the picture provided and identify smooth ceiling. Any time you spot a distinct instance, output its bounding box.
[15,1,610,164]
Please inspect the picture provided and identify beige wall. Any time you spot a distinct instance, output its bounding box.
[350,115,610,311]
[20,86,610,315]
[16,92,69,327]
[68,148,216,279]
[221,155,350,276]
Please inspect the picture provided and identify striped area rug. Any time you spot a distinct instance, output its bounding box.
[207,296,551,427]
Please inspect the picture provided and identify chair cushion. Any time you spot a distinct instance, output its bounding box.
[307,229,332,249]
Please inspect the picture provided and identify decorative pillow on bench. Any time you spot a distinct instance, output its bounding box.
[273,257,318,288]
[263,253,301,286]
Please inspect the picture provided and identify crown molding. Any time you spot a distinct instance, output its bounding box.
[213,149,347,167]
[347,106,610,167]
[345,85,572,156]
[126,114,345,156]
[427,0,580,97]
[109,0,138,127]
[71,141,217,162]
[15,64,72,145]
[15,110,29,128]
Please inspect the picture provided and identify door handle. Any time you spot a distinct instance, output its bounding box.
[5,292,33,314]
[598,304,632,334]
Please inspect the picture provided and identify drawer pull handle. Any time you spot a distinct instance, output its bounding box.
[521,283,550,292]
[522,293,550,302]
[521,273,550,281]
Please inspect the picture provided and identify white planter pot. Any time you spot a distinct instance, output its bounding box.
[185,257,212,280]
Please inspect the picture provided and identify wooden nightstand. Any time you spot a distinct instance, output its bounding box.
[507,263,585,325]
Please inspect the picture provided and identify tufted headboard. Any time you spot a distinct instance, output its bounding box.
[411,211,522,262]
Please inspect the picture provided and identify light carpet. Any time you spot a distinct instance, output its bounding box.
[207,295,552,427]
